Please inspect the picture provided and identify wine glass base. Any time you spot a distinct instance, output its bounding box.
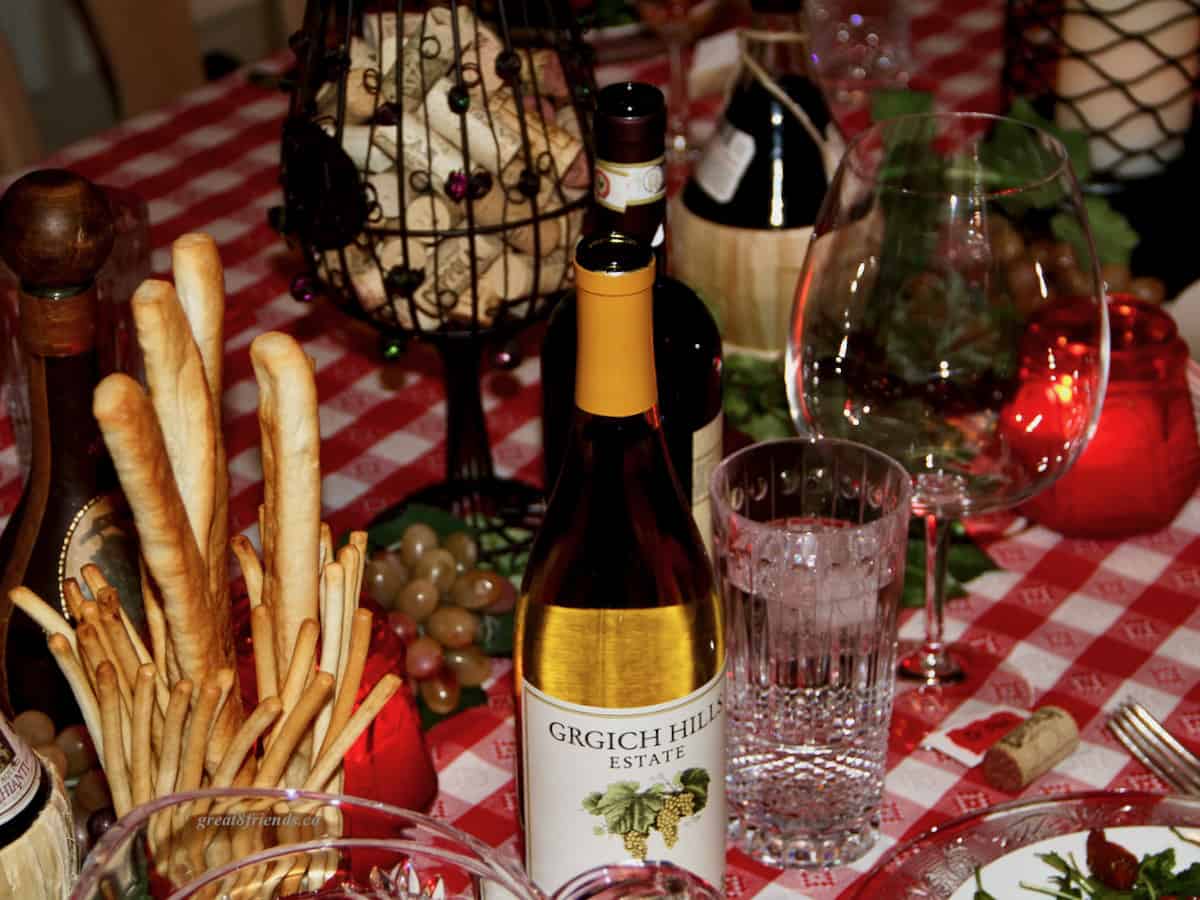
[897,647,967,685]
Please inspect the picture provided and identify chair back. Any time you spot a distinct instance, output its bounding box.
[76,0,205,118]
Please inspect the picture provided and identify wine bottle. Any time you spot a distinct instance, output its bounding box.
[672,0,842,352]
[541,82,723,550]
[684,0,837,228]
[517,233,725,893]
[0,171,143,721]
[0,714,74,898]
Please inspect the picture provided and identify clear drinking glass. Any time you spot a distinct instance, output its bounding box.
[710,437,912,868]
[70,788,722,900]
[786,112,1110,687]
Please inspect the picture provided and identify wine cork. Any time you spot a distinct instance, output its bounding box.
[470,161,564,255]
[457,8,507,96]
[383,6,473,112]
[348,36,378,69]
[416,234,503,325]
[325,238,428,322]
[524,48,570,99]
[317,68,382,124]
[982,706,1079,792]
[371,114,468,205]
[426,78,583,179]
[476,248,570,319]
[363,15,413,72]
[334,124,395,173]
[367,173,459,231]
[556,103,583,141]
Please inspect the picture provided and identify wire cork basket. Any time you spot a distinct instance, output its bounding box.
[275,0,597,552]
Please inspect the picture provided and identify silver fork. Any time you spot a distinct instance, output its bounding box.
[1107,699,1200,795]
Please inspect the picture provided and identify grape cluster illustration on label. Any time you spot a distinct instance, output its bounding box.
[582,767,710,860]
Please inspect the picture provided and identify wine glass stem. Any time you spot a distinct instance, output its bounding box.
[666,34,689,157]
[899,512,965,684]
[923,513,950,659]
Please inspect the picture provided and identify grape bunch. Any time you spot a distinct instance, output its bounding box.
[654,791,695,849]
[364,523,516,716]
[623,830,649,859]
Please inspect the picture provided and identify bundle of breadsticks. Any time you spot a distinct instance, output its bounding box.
[315,3,587,329]
[9,234,403,894]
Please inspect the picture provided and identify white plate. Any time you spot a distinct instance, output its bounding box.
[954,825,1200,899]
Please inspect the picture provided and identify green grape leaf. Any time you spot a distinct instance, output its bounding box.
[871,88,934,122]
[677,768,710,814]
[723,353,798,443]
[947,539,999,586]
[1002,98,1092,183]
[1051,194,1139,267]
[584,782,664,835]
[478,610,514,656]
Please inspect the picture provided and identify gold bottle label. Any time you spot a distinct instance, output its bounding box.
[57,494,141,627]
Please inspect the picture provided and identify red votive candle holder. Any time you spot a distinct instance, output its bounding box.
[1020,295,1200,538]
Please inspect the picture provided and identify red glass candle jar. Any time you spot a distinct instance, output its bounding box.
[1021,295,1200,537]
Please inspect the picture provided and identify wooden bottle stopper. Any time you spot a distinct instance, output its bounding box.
[0,169,114,356]
[982,706,1079,792]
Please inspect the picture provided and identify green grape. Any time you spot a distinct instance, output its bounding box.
[622,830,648,860]
[654,793,695,849]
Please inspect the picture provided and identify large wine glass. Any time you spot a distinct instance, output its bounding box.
[787,112,1110,685]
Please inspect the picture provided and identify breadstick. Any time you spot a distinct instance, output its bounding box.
[250,603,278,703]
[270,618,320,748]
[63,578,86,622]
[172,233,229,629]
[176,676,223,794]
[319,523,333,571]
[93,374,240,745]
[78,602,129,696]
[254,671,334,788]
[155,679,193,799]
[304,674,402,792]
[131,664,156,807]
[10,586,77,655]
[349,531,368,609]
[321,609,373,759]
[97,602,164,755]
[97,598,142,689]
[141,560,173,682]
[334,545,360,685]
[231,535,263,609]
[313,564,345,756]
[131,278,216,578]
[47,633,104,760]
[205,668,237,776]
[250,333,321,668]
[80,563,109,598]
[76,619,131,761]
[96,662,132,817]
[212,697,282,788]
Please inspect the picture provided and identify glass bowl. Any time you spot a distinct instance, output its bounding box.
[71,787,721,900]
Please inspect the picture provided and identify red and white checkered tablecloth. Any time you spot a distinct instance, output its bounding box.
[3,2,1199,897]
